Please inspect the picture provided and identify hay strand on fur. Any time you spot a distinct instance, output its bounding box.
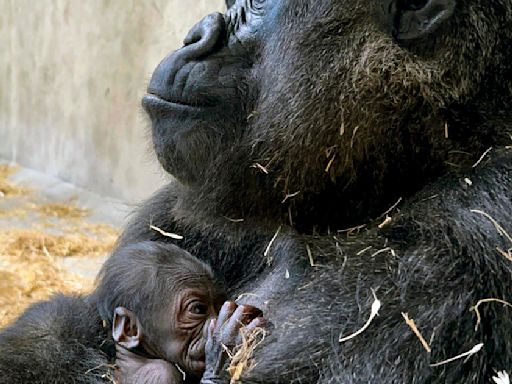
[227,327,266,384]
[401,312,431,353]
[470,298,512,331]
[471,209,512,244]
[339,290,381,343]
[430,343,484,367]
[264,226,281,265]
[150,225,184,240]
[472,147,492,168]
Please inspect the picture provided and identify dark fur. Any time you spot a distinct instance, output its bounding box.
[2,1,511,383]
[0,295,112,384]
[134,0,512,383]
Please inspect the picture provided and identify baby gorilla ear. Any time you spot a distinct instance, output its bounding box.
[113,307,142,349]
[394,0,455,40]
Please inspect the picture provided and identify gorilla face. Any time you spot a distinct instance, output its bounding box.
[143,0,508,225]
[142,3,271,185]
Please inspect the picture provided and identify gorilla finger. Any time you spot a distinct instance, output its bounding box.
[233,317,268,346]
[244,316,267,332]
[216,301,237,330]
[221,305,251,344]
[208,318,216,339]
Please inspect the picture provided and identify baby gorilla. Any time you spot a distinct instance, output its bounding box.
[96,241,265,384]
[0,241,264,383]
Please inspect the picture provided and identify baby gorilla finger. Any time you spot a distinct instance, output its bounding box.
[216,301,237,329]
[220,305,262,346]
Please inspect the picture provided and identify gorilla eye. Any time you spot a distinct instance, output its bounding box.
[188,302,208,315]
[393,0,455,41]
[248,0,265,12]
[401,0,429,11]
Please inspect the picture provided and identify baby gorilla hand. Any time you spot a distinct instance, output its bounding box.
[201,301,266,384]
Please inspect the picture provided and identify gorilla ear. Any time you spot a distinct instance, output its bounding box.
[113,307,142,349]
[394,0,456,40]
[226,0,235,9]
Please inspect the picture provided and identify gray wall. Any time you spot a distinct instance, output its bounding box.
[0,0,225,201]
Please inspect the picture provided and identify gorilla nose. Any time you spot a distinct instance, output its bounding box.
[183,13,226,54]
[146,13,226,100]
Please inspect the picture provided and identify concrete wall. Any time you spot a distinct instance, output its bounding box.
[0,0,225,202]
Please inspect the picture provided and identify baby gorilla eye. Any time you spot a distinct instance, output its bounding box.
[188,302,208,315]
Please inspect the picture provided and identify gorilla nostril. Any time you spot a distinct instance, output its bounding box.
[184,29,201,46]
[181,13,226,58]
[240,7,247,25]
[232,12,239,31]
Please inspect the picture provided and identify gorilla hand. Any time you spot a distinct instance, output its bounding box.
[201,302,266,384]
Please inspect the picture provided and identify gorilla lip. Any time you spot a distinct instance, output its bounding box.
[142,94,206,113]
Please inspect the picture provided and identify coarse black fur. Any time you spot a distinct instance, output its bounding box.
[2,0,511,383]
[133,0,512,383]
[0,295,113,384]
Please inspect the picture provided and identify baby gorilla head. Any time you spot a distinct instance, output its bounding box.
[95,242,227,383]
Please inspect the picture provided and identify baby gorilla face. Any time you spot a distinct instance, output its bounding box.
[156,286,225,377]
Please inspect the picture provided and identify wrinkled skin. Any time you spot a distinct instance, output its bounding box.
[126,0,512,383]
[98,242,264,384]
[115,300,265,384]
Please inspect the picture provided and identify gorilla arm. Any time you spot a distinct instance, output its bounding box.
[0,295,113,384]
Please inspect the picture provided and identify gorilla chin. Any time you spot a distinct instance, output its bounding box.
[142,94,223,185]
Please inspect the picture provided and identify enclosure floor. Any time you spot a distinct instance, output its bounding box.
[0,161,130,327]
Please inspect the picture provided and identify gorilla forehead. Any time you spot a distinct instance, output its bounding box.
[144,0,512,225]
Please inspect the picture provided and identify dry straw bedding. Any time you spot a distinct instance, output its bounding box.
[0,165,118,328]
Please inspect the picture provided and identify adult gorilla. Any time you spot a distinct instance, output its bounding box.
[120,0,512,382]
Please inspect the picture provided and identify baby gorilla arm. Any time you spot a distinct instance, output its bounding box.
[201,302,267,384]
